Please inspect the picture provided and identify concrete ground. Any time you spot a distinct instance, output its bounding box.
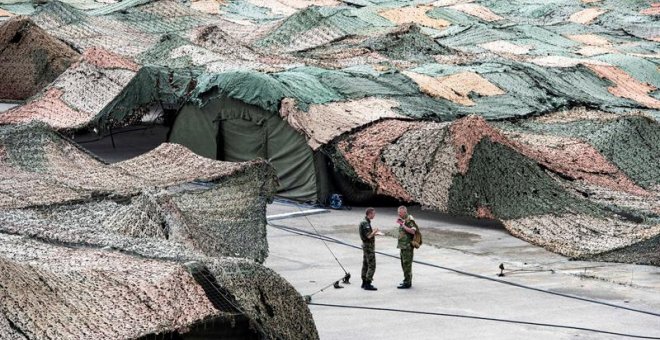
[265,202,660,340]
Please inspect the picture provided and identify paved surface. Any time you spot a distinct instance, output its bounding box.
[265,202,660,340]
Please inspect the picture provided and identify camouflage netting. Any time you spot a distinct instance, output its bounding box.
[0,123,278,262]
[0,0,658,266]
[0,233,225,339]
[2,0,658,131]
[0,122,317,339]
[0,233,318,340]
[0,47,143,130]
[0,16,78,100]
[327,115,660,265]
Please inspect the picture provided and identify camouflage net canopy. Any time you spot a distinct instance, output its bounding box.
[328,114,660,264]
[0,0,657,131]
[0,0,658,265]
[0,16,78,100]
[0,235,317,339]
[0,122,278,262]
[0,123,318,339]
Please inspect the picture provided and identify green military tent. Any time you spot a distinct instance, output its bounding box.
[168,94,324,201]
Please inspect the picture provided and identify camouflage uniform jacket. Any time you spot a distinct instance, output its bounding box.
[359,218,374,244]
[397,214,417,249]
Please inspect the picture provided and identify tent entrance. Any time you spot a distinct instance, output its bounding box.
[169,96,318,201]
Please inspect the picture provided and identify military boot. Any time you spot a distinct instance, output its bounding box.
[364,281,377,291]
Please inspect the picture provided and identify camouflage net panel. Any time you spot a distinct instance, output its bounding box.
[582,234,660,266]
[0,234,223,339]
[330,115,660,264]
[495,116,660,190]
[280,97,406,149]
[0,123,277,262]
[164,165,276,262]
[187,24,271,72]
[0,47,140,130]
[332,119,421,200]
[362,23,453,63]
[504,214,660,263]
[254,6,370,52]
[446,138,596,220]
[0,16,78,100]
[206,258,320,340]
[381,121,457,210]
[0,233,319,340]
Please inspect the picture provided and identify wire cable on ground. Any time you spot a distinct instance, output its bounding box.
[267,220,660,318]
[306,275,351,299]
[308,302,660,339]
[289,204,351,280]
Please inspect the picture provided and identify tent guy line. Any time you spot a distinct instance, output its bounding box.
[266,208,330,221]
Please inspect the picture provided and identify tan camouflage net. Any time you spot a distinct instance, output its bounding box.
[0,123,277,262]
[280,97,408,150]
[0,47,140,130]
[0,232,318,339]
[0,122,316,339]
[0,16,78,100]
[0,233,222,339]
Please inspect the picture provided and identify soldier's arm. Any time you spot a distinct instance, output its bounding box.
[360,222,376,239]
[403,219,416,234]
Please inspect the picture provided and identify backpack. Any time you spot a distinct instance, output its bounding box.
[409,216,422,249]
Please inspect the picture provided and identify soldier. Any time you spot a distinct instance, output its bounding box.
[396,206,417,289]
[359,207,380,291]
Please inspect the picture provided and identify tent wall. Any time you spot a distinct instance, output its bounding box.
[168,104,218,159]
[169,96,318,201]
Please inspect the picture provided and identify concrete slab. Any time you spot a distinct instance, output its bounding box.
[265,203,660,340]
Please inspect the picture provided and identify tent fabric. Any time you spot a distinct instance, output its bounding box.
[170,95,318,201]
[168,103,218,159]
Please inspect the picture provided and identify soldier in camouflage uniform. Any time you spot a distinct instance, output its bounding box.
[359,207,380,291]
[396,206,417,289]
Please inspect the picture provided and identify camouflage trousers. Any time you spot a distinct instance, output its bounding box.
[361,243,376,282]
[400,248,414,285]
